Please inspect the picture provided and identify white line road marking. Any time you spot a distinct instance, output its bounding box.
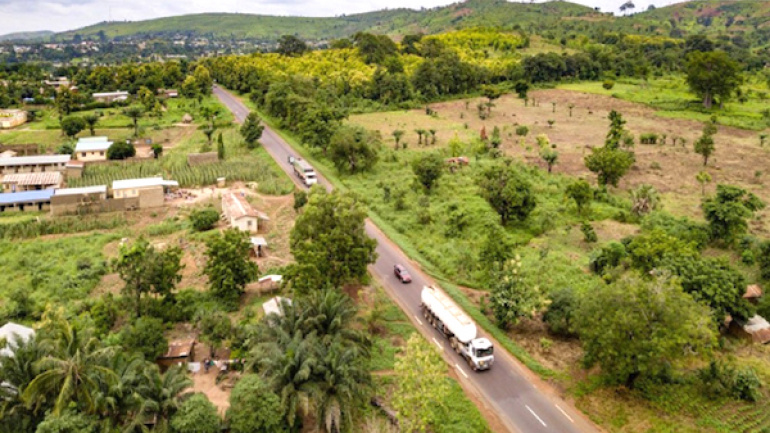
[525,405,547,427]
[555,404,574,423]
[455,363,469,379]
[432,337,443,351]
[414,315,423,326]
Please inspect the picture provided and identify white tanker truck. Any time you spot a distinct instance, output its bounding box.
[420,285,494,371]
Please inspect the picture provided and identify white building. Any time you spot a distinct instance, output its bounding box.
[0,322,35,357]
[222,191,269,233]
[75,137,113,161]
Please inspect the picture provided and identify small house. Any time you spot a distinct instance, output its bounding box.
[157,339,195,370]
[92,91,129,104]
[250,236,268,257]
[0,110,27,129]
[2,172,62,192]
[736,315,770,345]
[0,322,35,357]
[75,137,113,162]
[0,154,70,175]
[221,192,269,233]
[112,177,179,209]
[744,285,763,305]
[262,297,292,318]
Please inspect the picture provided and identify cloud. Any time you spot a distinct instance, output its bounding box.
[0,0,691,35]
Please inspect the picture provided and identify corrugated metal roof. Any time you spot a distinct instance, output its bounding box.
[92,91,129,97]
[0,154,70,167]
[112,177,179,190]
[222,192,269,221]
[743,315,770,344]
[744,284,763,299]
[159,340,195,359]
[75,137,113,152]
[2,172,61,186]
[54,185,107,196]
[250,236,268,246]
[0,190,54,205]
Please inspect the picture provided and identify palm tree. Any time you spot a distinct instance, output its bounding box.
[84,114,99,136]
[120,362,191,431]
[0,336,45,429]
[300,289,370,356]
[313,341,371,433]
[123,107,144,138]
[254,331,318,429]
[22,317,118,416]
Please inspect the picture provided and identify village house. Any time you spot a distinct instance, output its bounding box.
[92,90,129,104]
[2,172,62,192]
[112,177,179,209]
[221,191,269,233]
[0,154,70,175]
[51,185,108,216]
[75,136,113,161]
[43,76,70,89]
[0,109,27,129]
[0,190,54,212]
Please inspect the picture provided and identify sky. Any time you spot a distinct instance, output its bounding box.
[0,0,691,35]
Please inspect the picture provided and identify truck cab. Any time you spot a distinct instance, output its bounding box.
[292,159,317,186]
[468,338,494,371]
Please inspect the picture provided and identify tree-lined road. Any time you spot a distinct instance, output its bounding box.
[214,85,601,433]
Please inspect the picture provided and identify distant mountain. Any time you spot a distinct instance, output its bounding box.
[56,0,598,41]
[0,30,54,42]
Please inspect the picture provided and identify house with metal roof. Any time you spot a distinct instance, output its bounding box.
[112,177,179,209]
[92,91,129,104]
[51,185,108,216]
[0,110,27,129]
[75,137,113,162]
[222,191,269,233]
[0,322,35,358]
[0,190,54,212]
[0,154,70,175]
[2,172,62,192]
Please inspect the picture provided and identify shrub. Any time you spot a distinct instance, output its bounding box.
[515,125,529,137]
[581,222,597,243]
[588,241,628,275]
[639,133,659,145]
[107,141,136,160]
[189,207,219,232]
[698,361,762,402]
[120,317,168,361]
[641,212,710,250]
[543,287,578,337]
[758,241,770,280]
[603,80,615,90]
[171,393,221,433]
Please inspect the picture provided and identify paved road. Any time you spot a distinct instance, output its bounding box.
[214,85,601,433]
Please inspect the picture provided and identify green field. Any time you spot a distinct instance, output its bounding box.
[558,76,770,131]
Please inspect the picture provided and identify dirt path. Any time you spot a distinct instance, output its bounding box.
[191,368,231,415]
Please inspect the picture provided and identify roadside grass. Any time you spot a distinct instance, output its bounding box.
[68,127,294,195]
[558,76,770,131]
[368,284,492,433]
[0,233,118,322]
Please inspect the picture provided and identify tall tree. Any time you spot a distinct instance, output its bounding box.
[170,393,221,433]
[686,51,742,109]
[289,190,377,292]
[489,257,542,329]
[60,116,86,139]
[123,107,144,138]
[575,275,716,388]
[584,146,634,187]
[114,238,183,317]
[411,152,444,192]
[204,229,259,309]
[278,35,309,57]
[240,112,264,149]
[393,333,450,433]
[329,125,380,174]
[22,311,118,416]
[192,65,213,95]
[313,342,371,433]
[477,161,536,225]
[566,179,592,215]
[83,114,99,136]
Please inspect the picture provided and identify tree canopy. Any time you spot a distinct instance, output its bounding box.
[686,51,742,109]
[203,229,259,309]
[477,161,537,225]
[329,125,380,174]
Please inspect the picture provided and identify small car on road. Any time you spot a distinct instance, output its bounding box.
[394,264,412,283]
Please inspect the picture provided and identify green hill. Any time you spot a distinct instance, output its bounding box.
[57,0,598,41]
[628,0,770,38]
[0,30,54,42]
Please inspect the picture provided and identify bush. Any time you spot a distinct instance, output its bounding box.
[543,287,577,337]
[581,222,597,243]
[639,133,659,145]
[641,212,710,250]
[120,317,168,361]
[189,207,219,232]
[107,141,136,160]
[588,241,628,275]
[171,393,221,433]
[698,361,762,402]
[515,125,529,136]
[603,80,615,90]
[758,241,770,280]
[226,375,288,433]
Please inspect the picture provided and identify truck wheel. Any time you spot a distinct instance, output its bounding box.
[468,357,476,372]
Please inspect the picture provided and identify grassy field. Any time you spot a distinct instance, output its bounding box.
[558,75,770,131]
